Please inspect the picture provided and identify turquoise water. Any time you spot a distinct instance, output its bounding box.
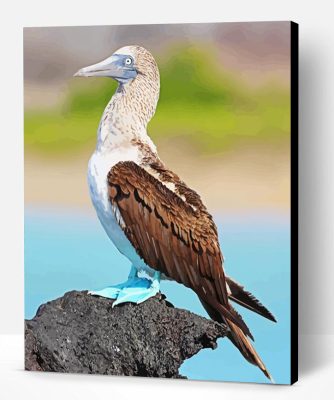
[25,206,291,384]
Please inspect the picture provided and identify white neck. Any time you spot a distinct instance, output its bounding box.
[95,77,160,155]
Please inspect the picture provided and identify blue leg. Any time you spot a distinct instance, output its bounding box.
[89,266,161,307]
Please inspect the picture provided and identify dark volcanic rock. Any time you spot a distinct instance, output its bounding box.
[25,291,227,378]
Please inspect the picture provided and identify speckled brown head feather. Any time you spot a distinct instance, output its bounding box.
[119,46,160,127]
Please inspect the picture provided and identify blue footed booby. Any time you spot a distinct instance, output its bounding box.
[74,45,276,381]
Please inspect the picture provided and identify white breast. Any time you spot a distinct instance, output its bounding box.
[87,147,156,277]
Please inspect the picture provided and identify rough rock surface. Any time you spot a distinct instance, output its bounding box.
[25,291,227,378]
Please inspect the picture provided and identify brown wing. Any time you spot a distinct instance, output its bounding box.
[107,161,252,337]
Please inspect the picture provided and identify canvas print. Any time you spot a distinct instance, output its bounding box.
[24,21,298,384]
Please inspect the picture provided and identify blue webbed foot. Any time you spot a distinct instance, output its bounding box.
[89,270,161,307]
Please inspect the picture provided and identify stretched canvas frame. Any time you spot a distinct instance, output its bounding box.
[24,21,299,385]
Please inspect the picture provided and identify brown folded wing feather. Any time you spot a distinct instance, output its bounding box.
[107,160,252,338]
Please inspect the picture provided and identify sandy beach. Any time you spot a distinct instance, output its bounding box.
[25,141,290,215]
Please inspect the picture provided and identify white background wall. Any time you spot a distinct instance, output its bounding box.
[0,0,333,394]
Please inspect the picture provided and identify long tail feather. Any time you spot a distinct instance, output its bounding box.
[199,297,273,381]
[227,320,273,382]
[226,277,277,322]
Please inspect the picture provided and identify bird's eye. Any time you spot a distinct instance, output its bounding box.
[125,58,132,65]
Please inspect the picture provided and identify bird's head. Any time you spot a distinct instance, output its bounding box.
[74,45,159,85]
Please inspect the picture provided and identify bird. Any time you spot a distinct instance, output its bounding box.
[74,45,276,381]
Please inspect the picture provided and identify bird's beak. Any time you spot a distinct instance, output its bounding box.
[74,54,137,83]
[74,55,120,78]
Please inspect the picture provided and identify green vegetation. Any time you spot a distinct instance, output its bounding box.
[25,45,290,154]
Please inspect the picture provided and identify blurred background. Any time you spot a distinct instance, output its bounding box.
[24,21,290,211]
[24,22,291,384]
